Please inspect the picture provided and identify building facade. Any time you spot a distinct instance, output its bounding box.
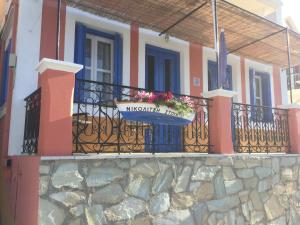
[1,0,300,225]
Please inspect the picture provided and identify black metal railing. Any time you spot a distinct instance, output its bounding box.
[22,88,41,154]
[73,79,211,153]
[232,102,290,153]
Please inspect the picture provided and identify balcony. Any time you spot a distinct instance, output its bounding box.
[22,77,292,155]
[72,79,210,154]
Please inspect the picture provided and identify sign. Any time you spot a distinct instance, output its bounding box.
[116,102,195,126]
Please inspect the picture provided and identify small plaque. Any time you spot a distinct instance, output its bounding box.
[193,77,200,87]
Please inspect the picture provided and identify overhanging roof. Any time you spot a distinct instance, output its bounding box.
[66,0,300,67]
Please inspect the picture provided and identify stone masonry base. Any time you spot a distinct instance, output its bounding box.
[39,155,300,225]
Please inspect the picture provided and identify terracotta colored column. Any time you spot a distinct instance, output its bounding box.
[281,105,300,153]
[36,58,82,156]
[189,43,203,96]
[205,89,237,154]
[130,23,139,87]
[40,0,66,60]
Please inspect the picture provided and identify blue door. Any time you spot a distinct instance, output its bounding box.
[145,45,181,152]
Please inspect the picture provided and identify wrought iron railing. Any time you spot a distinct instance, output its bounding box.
[232,102,290,153]
[22,88,41,154]
[73,79,211,153]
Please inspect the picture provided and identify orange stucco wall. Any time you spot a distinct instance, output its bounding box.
[189,43,203,96]
[130,23,139,88]
[209,96,234,154]
[288,109,300,153]
[40,0,66,60]
[0,156,40,225]
[38,69,74,156]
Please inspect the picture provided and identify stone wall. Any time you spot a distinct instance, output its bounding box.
[39,155,300,225]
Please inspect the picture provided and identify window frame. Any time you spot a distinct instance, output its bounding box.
[254,75,263,106]
[74,23,123,102]
[85,34,114,84]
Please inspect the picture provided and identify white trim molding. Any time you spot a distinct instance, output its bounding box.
[203,88,238,98]
[36,58,83,74]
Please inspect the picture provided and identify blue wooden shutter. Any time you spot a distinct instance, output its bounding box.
[249,69,255,106]
[113,33,122,99]
[208,60,232,91]
[0,41,11,107]
[74,23,86,102]
[249,69,272,121]
[261,72,272,121]
[249,68,256,120]
[225,65,232,90]
[208,60,218,91]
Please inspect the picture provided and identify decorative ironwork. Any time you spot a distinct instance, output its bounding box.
[232,102,290,153]
[73,79,211,153]
[22,88,41,154]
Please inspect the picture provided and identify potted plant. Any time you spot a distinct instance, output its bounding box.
[116,91,195,126]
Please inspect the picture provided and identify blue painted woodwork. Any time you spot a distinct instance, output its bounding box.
[74,23,122,101]
[145,45,181,152]
[0,40,11,106]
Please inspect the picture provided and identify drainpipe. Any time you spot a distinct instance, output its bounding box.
[56,0,61,60]
[211,0,219,85]
[286,28,293,103]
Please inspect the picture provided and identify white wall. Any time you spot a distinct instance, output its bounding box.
[8,0,42,155]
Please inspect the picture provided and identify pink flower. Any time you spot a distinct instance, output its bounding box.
[135,91,152,101]
[148,92,156,103]
[166,91,174,101]
[180,96,194,108]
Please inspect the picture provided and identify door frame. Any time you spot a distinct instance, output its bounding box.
[144,44,182,152]
[145,44,180,93]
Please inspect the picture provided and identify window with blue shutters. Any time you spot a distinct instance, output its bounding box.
[0,40,11,107]
[249,69,272,121]
[208,60,232,91]
[74,23,122,101]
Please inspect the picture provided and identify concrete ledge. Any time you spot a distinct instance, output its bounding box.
[36,58,83,74]
[203,89,238,98]
[40,152,289,160]
[278,104,300,109]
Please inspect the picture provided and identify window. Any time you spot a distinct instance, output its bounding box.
[254,75,263,106]
[249,69,272,121]
[0,40,11,107]
[74,23,122,102]
[208,60,232,91]
[84,35,114,100]
[85,34,114,84]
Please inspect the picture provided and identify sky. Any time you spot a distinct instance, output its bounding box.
[282,0,300,30]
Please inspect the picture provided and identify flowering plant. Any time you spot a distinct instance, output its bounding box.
[135,91,195,116]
